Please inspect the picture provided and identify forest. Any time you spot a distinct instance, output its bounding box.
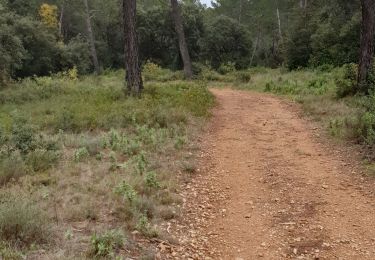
[1,0,375,259]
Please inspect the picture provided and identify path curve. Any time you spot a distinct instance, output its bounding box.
[164,88,375,260]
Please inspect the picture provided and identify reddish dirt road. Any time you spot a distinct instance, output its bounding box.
[163,88,375,260]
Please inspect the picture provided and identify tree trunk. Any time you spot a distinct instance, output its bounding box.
[250,30,260,67]
[123,0,143,95]
[238,0,243,24]
[358,0,375,93]
[276,6,282,41]
[170,0,193,79]
[83,0,101,74]
[59,1,65,38]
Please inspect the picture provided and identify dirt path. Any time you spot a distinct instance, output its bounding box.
[163,88,375,260]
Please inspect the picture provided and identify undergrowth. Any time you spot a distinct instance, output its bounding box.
[0,70,214,258]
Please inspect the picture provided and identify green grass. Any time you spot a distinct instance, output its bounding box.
[0,70,214,258]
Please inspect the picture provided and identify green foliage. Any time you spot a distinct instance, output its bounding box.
[0,197,50,247]
[233,71,251,83]
[60,36,91,75]
[136,215,158,238]
[286,13,313,70]
[74,147,90,162]
[144,171,160,189]
[335,63,358,98]
[90,230,125,257]
[0,11,25,85]
[114,181,138,204]
[217,62,236,75]
[11,122,35,155]
[138,3,204,70]
[26,149,59,172]
[0,151,27,186]
[201,15,252,69]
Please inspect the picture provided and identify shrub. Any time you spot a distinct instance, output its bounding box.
[136,215,158,238]
[335,63,357,98]
[217,62,236,75]
[11,123,36,154]
[142,61,164,80]
[89,230,125,257]
[0,151,27,186]
[73,147,90,162]
[114,181,137,204]
[234,71,251,83]
[0,198,50,247]
[144,171,160,189]
[26,149,59,172]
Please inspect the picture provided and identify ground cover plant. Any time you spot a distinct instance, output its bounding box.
[0,69,214,258]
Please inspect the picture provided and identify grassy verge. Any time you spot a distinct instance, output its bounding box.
[0,70,214,258]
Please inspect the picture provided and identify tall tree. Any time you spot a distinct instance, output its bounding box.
[170,0,193,79]
[123,0,143,95]
[358,0,375,93]
[83,0,100,74]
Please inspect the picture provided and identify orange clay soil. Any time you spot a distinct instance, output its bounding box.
[160,88,375,260]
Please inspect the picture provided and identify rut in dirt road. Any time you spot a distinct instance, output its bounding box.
[171,88,375,260]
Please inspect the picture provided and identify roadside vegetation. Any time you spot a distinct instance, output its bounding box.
[1,0,375,257]
[0,66,214,258]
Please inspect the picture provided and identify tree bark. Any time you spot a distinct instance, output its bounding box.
[123,0,143,95]
[250,30,260,67]
[276,6,282,41]
[238,0,243,24]
[83,0,101,74]
[59,1,65,38]
[170,0,193,79]
[358,0,375,93]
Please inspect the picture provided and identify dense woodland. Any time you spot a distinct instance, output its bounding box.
[1,0,375,258]
[0,1,367,79]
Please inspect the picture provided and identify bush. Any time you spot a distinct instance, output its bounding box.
[0,198,50,247]
[26,149,59,172]
[217,62,236,75]
[74,147,90,162]
[11,122,36,154]
[0,151,27,186]
[234,71,251,83]
[89,230,125,257]
[335,63,357,98]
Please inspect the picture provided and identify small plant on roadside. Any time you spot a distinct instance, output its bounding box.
[133,152,148,175]
[89,229,125,257]
[174,135,186,149]
[114,181,137,204]
[136,215,158,238]
[73,147,89,162]
[144,171,160,189]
